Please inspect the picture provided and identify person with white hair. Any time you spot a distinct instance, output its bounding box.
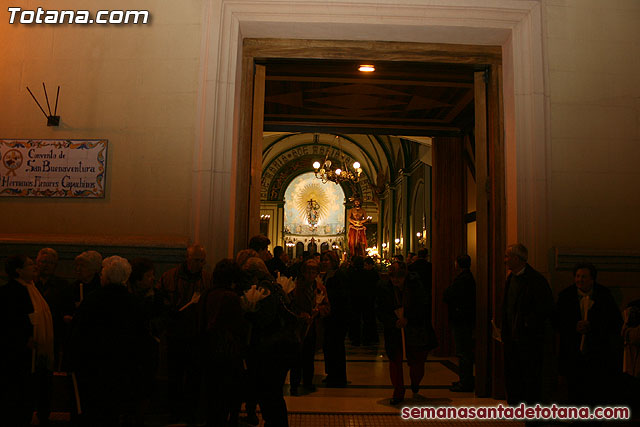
[100,255,132,286]
[69,255,151,427]
[501,243,554,406]
[73,250,103,304]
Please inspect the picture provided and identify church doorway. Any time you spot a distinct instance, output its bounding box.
[236,39,506,399]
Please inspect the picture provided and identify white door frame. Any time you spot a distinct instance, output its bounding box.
[192,0,549,270]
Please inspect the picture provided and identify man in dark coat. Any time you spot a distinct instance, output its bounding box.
[556,262,622,406]
[321,250,350,387]
[35,248,75,369]
[443,254,476,392]
[348,256,379,346]
[158,244,211,422]
[0,255,35,427]
[266,245,290,278]
[502,243,554,406]
[408,249,433,326]
[377,261,436,404]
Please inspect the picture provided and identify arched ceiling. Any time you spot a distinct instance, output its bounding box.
[261,132,432,202]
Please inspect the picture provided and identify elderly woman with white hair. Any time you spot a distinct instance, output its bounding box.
[69,255,152,427]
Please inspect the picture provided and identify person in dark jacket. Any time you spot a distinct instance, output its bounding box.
[362,257,380,345]
[158,244,210,423]
[0,255,35,427]
[408,249,433,328]
[408,249,432,293]
[348,256,379,346]
[242,256,296,427]
[289,259,328,395]
[443,254,476,392]
[501,243,554,406]
[266,245,290,278]
[201,259,249,427]
[321,251,350,387]
[35,248,75,370]
[69,256,151,427]
[556,262,623,407]
[128,257,165,426]
[377,261,434,404]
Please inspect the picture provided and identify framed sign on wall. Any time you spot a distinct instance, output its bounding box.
[0,139,107,198]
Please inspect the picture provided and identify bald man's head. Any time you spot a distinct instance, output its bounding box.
[186,244,206,274]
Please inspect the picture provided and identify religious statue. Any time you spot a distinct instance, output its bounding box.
[306,198,320,230]
[348,198,368,256]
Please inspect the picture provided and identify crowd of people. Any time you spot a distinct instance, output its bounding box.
[0,239,638,426]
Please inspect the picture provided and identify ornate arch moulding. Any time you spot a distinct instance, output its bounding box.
[194,0,549,267]
[262,133,383,183]
[261,143,375,200]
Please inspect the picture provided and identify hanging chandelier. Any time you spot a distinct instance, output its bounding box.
[312,136,362,185]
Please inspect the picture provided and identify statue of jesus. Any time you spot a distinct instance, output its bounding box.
[348,198,368,256]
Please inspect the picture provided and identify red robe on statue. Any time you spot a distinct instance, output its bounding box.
[348,207,367,257]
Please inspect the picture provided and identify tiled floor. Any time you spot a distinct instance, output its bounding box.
[47,339,523,426]
[285,413,522,426]
[276,342,522,426]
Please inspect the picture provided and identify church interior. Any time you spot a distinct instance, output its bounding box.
[1,0,639,425]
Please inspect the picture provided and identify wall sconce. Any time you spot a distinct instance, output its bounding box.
[394,237,404,251]
[381,242,388,258]
[259,214,271,237]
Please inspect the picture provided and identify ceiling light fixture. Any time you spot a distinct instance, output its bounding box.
[313,136,362,185]
[358,64,375,72]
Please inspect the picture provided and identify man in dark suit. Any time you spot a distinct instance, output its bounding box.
[408,249,433,325]
[444,254,476,392]
[556,262,622,406]
[502,243,554,406]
